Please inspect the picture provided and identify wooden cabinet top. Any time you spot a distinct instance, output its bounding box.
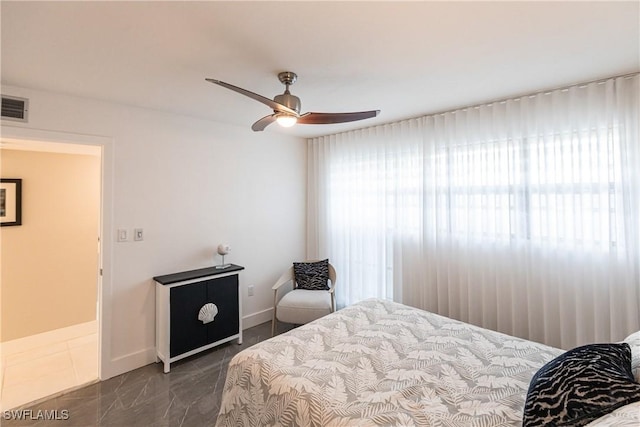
[153,264,244,285]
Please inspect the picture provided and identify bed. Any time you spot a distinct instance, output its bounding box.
[215,298,640,426]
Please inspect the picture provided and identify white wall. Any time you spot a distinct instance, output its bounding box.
[0,85,307,378]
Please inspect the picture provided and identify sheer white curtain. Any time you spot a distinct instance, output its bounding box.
[308,74,639,350]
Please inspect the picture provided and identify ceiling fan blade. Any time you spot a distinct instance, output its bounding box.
[296,110,380,125]
[205,78,298,116]
[251,114,277,132]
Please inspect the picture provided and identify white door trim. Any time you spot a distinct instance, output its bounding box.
[0,125,114,380]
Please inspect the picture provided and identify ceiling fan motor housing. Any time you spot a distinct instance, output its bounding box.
[274,92,301,114]
[274,71,301,113]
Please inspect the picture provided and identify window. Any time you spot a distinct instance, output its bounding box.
[434,127,622,252]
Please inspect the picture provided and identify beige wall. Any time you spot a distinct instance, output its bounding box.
[1,149,100,342]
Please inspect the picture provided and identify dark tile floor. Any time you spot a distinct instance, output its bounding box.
[2,321,293,427]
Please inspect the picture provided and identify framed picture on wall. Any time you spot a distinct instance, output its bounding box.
[1,178,22,226]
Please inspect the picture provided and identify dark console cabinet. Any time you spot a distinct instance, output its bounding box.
[154,265,243,373]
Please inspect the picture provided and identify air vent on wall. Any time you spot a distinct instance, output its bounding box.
[1,95,29,122]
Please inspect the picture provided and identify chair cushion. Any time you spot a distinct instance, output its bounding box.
[276,289,332,324]
[293,259,330,290]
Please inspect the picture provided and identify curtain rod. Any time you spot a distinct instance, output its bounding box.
[451,71,639,111]
[311,71,639,140]
[402,71,640,119]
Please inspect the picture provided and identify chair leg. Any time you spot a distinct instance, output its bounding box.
[272,291,279,336]
[272,309,277,337]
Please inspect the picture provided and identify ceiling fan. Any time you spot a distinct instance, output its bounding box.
[205,71,380,132]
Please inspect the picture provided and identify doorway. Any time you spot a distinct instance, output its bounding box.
[0,127,112,409]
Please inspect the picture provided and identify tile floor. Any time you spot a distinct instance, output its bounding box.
[1,321,293,426]
[1,327,98,411]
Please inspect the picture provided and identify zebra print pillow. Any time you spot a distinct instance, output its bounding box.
[293,259,330,290]
[523,343,640,427]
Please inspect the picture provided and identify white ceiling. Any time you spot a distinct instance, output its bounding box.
[2,1,638,138]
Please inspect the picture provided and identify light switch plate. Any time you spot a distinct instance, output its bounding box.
[134,228,144,241]
[117,229,128,242]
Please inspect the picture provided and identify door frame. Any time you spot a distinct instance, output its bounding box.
[1,125,113,380]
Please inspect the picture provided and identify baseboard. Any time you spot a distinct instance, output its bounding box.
[242,307,274,329]
[106,347,157,379]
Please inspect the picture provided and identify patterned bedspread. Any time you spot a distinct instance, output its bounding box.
[215,299,638,426]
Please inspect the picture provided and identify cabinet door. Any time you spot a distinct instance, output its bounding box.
[170,282,208,357]
[205,275,239,343]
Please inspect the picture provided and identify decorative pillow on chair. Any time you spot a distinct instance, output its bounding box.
[293,259,330,290]
[624,331,640,382]
[522,343,640,427]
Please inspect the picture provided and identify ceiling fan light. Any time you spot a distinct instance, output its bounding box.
[276,114,297,128]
